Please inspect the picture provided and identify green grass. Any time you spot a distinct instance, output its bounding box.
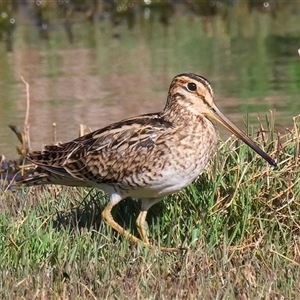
[1,113,300,299]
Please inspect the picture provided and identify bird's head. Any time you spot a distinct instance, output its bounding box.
[165,73,276,168]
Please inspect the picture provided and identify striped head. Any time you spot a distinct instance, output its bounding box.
[165,73,214,116]
[165,73,277,168]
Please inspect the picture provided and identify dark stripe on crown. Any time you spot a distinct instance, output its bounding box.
[173,73,213,98]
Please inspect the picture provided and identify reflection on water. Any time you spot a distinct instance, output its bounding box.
[0,0,300,158]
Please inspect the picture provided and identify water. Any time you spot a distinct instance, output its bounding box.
[1,1,300,158]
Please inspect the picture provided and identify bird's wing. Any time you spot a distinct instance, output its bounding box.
[26,113,172,185]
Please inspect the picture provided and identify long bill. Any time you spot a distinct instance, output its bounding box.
[206,105,277,168]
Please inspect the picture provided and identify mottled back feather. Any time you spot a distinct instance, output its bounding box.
[24,112,175,187]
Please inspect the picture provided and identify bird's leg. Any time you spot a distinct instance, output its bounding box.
[101,203,143,244]
[136,210,149,244]
[139,198,181,252]
[102,201,181,252]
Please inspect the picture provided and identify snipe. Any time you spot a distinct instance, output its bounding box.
[18,73,276,251]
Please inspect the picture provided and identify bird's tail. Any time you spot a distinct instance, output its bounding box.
[16,166,90,187]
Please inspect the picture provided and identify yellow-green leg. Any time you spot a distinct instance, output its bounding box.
[102,203,181,252]
[136,210,149,244]
[136,207,182,252]
[101,203,144,244]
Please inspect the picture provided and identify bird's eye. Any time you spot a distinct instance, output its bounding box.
[187,82,197,92]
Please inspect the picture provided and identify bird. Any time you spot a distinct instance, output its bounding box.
[17,73,276,251]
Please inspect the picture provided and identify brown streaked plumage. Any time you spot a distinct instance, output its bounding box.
[17,73,276,251]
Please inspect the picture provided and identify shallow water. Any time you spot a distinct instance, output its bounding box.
[0,1,300,158]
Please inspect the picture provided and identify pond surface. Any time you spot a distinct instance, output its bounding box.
[1,1,300,158]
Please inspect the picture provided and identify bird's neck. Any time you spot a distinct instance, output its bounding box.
[162,100,203,128]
